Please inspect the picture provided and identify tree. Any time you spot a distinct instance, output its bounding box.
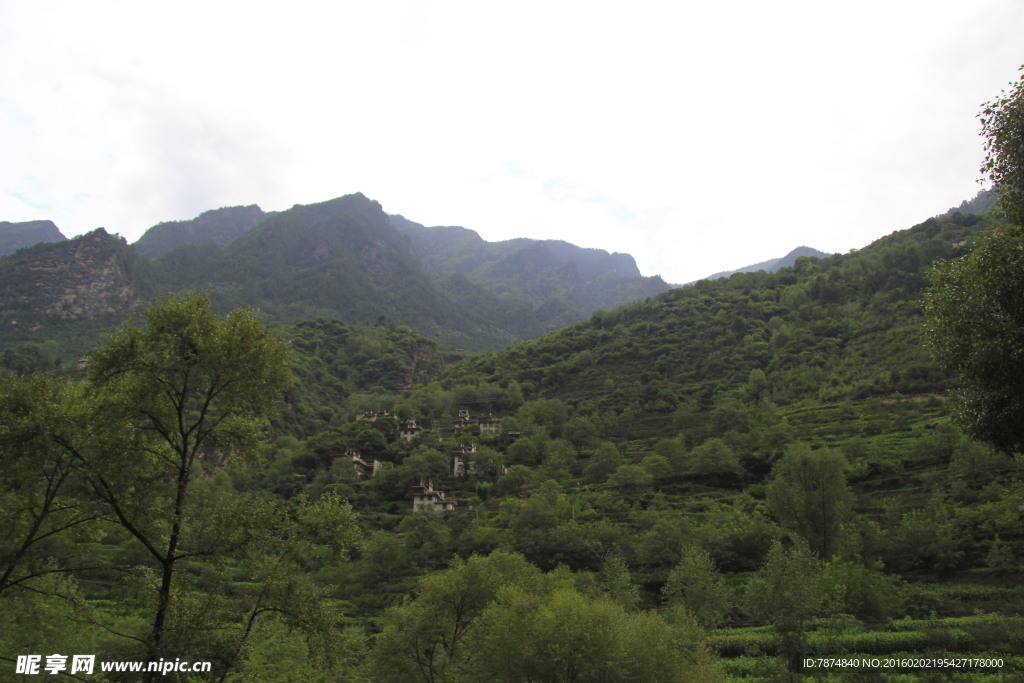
[686,437,743,480]
[925,223,1024,453]
[492,464,537,497]
[640,453,673,482]
[366,550,540,682]
[518,398,568,438]
[539,438,576,480]
[607,463,654,490]
[82,294,293,666]
[924,68,1024,453]
[466,572,720,682]
[597,551,640,610]
[662,545,730,628]
[371,552,720,682]
[765,443,851,558]
[0,375,98,597]
[746,539,833,673]
[0,374,102,658]
[564,416,597,453]
[653,436,687,475]
[582,441,625,484]
[980,66,1024,225]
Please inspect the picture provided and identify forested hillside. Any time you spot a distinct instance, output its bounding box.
[700,245,832,282]
[5,201,1023,680]
[440,212,984,429]
[132,204,270,258]
[391,215,672,337]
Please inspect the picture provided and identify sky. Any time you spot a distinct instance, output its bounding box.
[1,1,1022,284]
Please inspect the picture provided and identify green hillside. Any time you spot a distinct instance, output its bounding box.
[4,207,1023,680]
[273,207,1021,678]
[392,215,672,337]
[132,204,269,258]
[1,194,678,358]
[439,211,987,431]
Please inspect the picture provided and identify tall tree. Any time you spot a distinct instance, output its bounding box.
[765,443,851,558]
[980,66,1024,225]
[662,545,730,628]
[746,539,833,673]
[925,224,1024,452]
[366,550,539,682]
[82,294,292,666]
[925,68,1024,453]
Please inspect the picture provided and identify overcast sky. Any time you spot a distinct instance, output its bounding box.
[1,1,1021,283]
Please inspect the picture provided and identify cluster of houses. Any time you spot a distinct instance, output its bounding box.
[393,409,510,443]
[346,410,513,512]
[344,442,490,481]
[355,409,519,440]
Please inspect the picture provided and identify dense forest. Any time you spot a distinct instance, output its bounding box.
[4,81,1024,682]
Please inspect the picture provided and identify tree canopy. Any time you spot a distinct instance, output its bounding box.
[926,68,1024,453]
[980,66,1024,225]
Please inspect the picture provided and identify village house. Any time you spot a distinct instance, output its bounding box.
[477,413,502,439]
[348,451,381,479]
[355,410,392,421]
[398,420,425,442]
[411,480,455,513]
[453,409,475,429]
[330,450,385,479]
[452,444,480,478]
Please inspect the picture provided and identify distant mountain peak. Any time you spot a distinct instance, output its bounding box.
[0,219,67,256]
[699,246,831,282]
[133,204,269,258]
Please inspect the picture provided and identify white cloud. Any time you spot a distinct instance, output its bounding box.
[1,0,1021,281]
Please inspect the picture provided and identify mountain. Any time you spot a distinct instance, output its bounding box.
[440,211,988,439]
[391,216,673,337]
[4,196,1020,676]
[0,194,677,354]
[152,194,516,350]
[0,219,66,256]
[699,246,831,282]
[941,188,998,216]
[132,204,270,258]
[0,228,150,335]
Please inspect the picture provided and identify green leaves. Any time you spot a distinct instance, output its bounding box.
[925,224,1024,452]
[368,550,716,682]
[765,443,851,558]
[73,294,299,664]
[979,67,1024,226]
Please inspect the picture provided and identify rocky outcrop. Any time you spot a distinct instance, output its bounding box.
[398,338,448,390]
[0,229,145,328]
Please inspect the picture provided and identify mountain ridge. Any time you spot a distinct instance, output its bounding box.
[0,193,677,351]
[132,204,271,258]
[0,219,67,257]
[697,246,832,283]
[390,214,672,335]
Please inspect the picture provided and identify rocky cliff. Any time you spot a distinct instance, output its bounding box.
[0,229,146,329]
